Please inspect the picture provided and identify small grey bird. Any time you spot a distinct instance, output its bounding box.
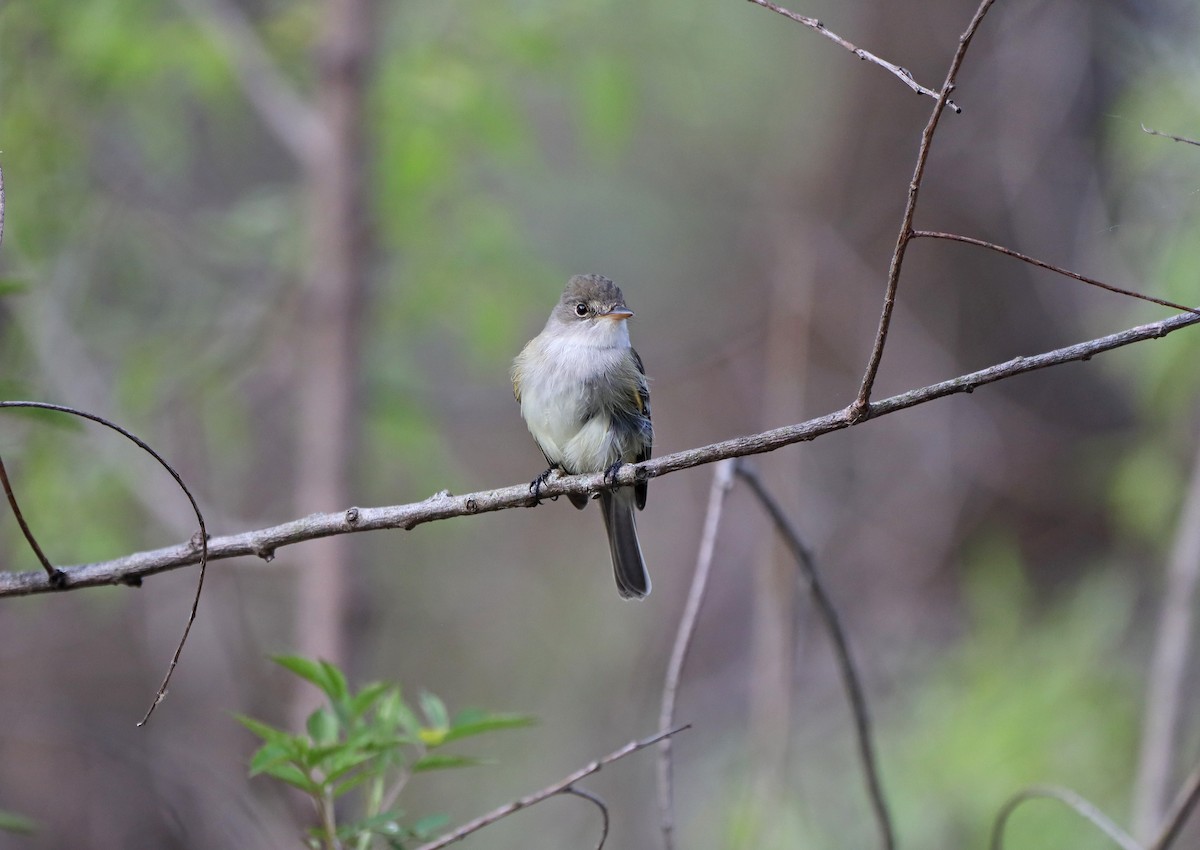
[511,274,653,599]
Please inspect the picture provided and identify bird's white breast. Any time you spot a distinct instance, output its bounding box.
[515,324,631,473]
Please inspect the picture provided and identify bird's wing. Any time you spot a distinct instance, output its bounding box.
[632,348,651,510]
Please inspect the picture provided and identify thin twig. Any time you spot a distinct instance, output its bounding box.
[3,306,1200,596]
[1141,124,1200,148]
[736,462,894,850]
[745,0,960,113]
[0,454,63,582]
[559,786,611,850]
[912,231,1200,317]
[1133,440,1200,838]
[1149,760,1200,850]
[854,0,997,417]
[412,726,689,850]
[0,401,208,725]
[377,757,416,815]
[657,459,736,850]
[319,787,343,850]
[989,786,1141,850]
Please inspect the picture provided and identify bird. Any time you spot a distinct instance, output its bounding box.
[511,274,653,599]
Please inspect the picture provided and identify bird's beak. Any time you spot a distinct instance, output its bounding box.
[602,308,634,321]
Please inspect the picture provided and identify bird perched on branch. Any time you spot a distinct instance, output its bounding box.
[512,274,653,599]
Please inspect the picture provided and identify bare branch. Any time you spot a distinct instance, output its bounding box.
[3,308,1199,596]
[1141,124,1200,148]
[657,459,736,850]
[0,401,208,725]
[913,231,1200,317]
[745,0,960,112]
[175,0,324,165]
[990,786,1141,850]
[736,462,894,850]
[1133,440,1200,837]
[559,786,611,850]
[412,726,689,850]
[854,0,997,416]
[1149,760,1200,850]
[0,454,64,583]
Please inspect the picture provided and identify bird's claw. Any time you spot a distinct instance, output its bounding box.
[603,461,624,487]
[529,467,557,504]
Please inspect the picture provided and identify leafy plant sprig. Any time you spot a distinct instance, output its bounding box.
[239,656,534,850]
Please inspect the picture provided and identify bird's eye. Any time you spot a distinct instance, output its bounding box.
[574,302,589,317]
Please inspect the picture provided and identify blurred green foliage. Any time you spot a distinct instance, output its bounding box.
[0,0,819,530]
[0,810,37,835]
[707,540,1138,850]
[1097,50,1200,534]
[240,655,534,849]
[1,1,1196,848]
[885,548,1138,850]
[0,0,708,531]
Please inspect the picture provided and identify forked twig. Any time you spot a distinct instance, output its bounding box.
[745,0,960,112]
[657,459,736,850]
[0,401,208,725]
[990,786,1141,850]
[1141,124,1200,148]
[559,786,611,850]
[854,0,997,416]
[912,231,1200,317]
[412,726,689,850]
[0,455,63,583]
[736,462,894,850]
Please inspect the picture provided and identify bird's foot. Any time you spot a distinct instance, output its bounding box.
[603,461,624,487]
[529,467,559,504]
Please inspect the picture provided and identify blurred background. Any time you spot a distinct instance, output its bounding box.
[2,0,1200,847]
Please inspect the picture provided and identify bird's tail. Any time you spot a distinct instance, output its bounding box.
[600,488,650,599]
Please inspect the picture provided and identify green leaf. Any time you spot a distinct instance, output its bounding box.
[443,712,536,743]
[321,755,373,786]
[418,727,446,746]
[331,768,378,799]
[385,692,423,739]
[410,813,450,840]
[272,655,348,702]
[310,739,381,773]
[271,655,328,689]
[249,740,302,777]
[350,681,392,718]
[261,761,320,794]
[338,810,409,841]
[419,690,449,731]
[313,735,408,783]
[306,707,340,746]
[319,659,350,702]
[0,811,37,834]
[411,753,488,773]
[306,742,355,770]
[236,714,289,745]
[364,733,417,749]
